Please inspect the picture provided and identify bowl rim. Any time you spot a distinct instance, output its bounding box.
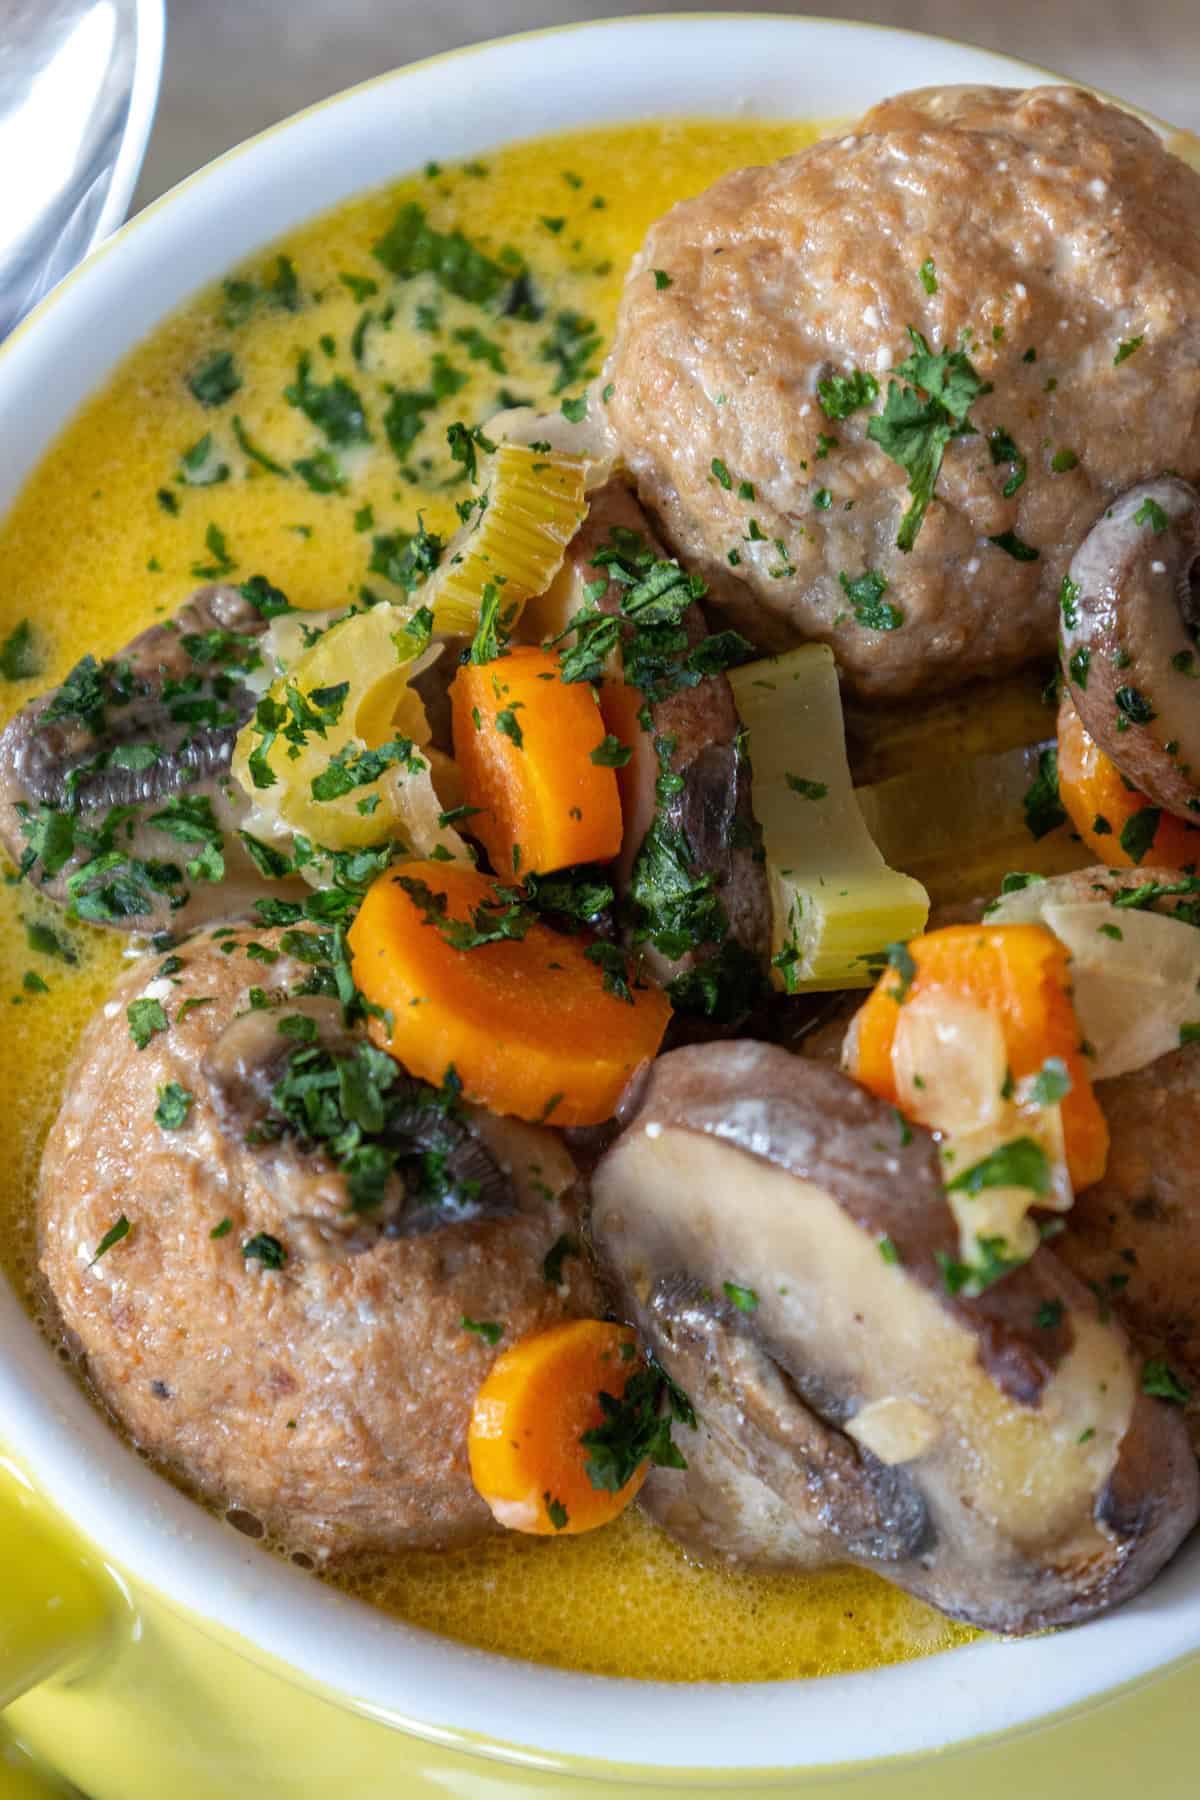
[0,11,1196,1778]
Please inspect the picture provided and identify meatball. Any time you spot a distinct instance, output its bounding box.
[39,927,600,1558]
[605,85,1200,698]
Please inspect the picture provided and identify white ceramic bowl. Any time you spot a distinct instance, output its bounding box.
[1,13,1197,1780]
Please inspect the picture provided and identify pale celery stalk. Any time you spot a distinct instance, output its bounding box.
[425,442,587,634]
[855,743,1088,906]
[729,645,929,991]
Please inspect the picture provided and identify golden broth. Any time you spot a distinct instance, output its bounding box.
[0,119,973,1681]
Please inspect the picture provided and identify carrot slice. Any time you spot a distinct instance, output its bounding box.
[451,646,623,876]
[1057,693,1200,869]
[346,859,671,1126]
[850,923,1109,1191]
[468,1319,648,1535]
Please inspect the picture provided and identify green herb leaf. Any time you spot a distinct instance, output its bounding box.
[1134,497,1169,534]
[460,1315,503,1345]
[580,1366,690,1492]
[1113,335,1144,366]
[188,350,241,408]
[1023,746,1067,841]
[817,368,880,420]
[590,734,632,768]
[989,530,1040,562]
[242,1232,287,1270]
[1119,807,1161,866]
[284,351,369,446]
[127,997,169,1050]
[154,1083,193,1130]
[1141,1357,1190,1404]
[866,328,990,550]
[785,774,828,801]
[946,1136,1051,1197]
[1029,1056,1072,1106]
[91,1215,131,1264]
[838,568,903,632]
[723,1280,758,1314]
[0,620,42,681]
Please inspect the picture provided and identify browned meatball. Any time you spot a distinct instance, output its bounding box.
[39,927,599,1558]
[605,85,1200,698]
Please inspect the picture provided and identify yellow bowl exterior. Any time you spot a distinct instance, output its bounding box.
[0,1448,1198,1799]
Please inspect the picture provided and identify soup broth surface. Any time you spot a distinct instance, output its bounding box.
[0,118,974,1681]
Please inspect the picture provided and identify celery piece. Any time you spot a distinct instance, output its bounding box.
[425,442,587,635]
[855,742,1088,906]
[729,646,928,990]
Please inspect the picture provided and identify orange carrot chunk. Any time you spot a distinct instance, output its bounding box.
[468,1319,649,1535]
[850,922,1109,1191]
[1057,693,1200,870]
[346,859,671,1127]
[451,646,623,876]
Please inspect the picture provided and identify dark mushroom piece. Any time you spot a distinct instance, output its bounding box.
[591,1042,1199,1634]
[553,479,771,1020]
[203,994,518,1246]
[0,582,303,932]
[1060,477,1200,817]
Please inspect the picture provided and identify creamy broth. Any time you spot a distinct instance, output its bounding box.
[0,120,974,1681]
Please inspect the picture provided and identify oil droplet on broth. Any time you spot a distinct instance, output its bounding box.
[0,114,976,1684]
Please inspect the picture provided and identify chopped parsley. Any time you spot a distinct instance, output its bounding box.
[154,1083,194,1130]
[188,350,241,408]
[1119,807,1161,866]
[590,734,632,768]
[0,619,42,681]
[1113,335,1144,366]
[1029,1056,1072,1106]
[580,1363,693,1492]
[817,368,879,420]
[946,1136,1051,1198]
[988,427,1027,497]
[866,328,990,550]
[372,201,517,307]
[284,352,370,445]
[242,1233,287,1270]
[1141,1358,1190,1404]
[127,997,169,1049]
[460,1315,503,1345]
[918,258,938,294]
[989,530,1039,562]
[90,1215,131,1265]
[838,568,903,632]
[1134,496,1170,534]
[785,774,828,801]
[1023,746,1067,841]
[723,1280,759,1314]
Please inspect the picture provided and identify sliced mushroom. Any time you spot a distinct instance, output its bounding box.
[0,583,304,932]
[203,995,516,1244]
[1060,477,1200,817]
[591,1041,1199,1633]
[549,479,770,1017]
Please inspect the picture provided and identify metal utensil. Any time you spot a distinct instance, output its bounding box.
[0,0,164,339]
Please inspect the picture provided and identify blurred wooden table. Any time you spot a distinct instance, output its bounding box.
[138,0,1200,206]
